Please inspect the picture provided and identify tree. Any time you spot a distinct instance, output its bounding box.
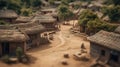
[32,0,42,7]
[112,0,120,5]
[78,9,117,35]
[58,4,74,22]
[48,0,55,5]
[107,6,120,22]
[103,0,120,5]
[78,10,98,30]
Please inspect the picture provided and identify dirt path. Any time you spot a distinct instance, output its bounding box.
[0,22,91,67]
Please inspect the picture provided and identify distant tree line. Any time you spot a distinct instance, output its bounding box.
[102,0,120,22]
[0,0,42,16]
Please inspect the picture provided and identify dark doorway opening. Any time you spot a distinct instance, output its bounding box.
[2,42,10,55]
[101,50,105,56]
[110,52,119,62]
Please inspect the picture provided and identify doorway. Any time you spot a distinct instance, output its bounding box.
[2,42,10,55]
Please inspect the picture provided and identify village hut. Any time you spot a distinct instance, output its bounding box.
[81,2,88,9]
[41,0,49,7]
[15,16,33,23]
[41,8,57,14]
[13,22,47,49]
[53,1,61,7]
[69,1,81,9]
[88,30,120,67]
[0,30,28,56]
[34,15,59,31]
[88,3,103,11]
[0,9,18,23]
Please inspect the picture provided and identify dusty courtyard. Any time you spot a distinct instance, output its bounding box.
[0,22,92,67]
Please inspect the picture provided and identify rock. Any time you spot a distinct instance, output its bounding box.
[61,60,68,65]
[63,53,69,58]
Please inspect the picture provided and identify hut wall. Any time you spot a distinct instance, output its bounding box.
[42,23,56,31]
[9,42,26,55]
[1,18,16,23]
[0,42,26,56]
[90,42,111,60]
[39,35,49,44]
[90,42,120,67]
[28,34,40,47]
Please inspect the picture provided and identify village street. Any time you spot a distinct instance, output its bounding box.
[0,21,91,67]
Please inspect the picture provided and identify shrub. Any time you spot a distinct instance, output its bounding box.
[16,47,24,61]
[1,55,10,63]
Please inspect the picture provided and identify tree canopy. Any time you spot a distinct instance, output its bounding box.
[58,4,74,21]
[78,9,117,34]
[0,0,42,15]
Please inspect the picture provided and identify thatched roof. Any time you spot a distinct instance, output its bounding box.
[69,1,81,5]
[41,0,49,5]
[0,10,18,18]
[41,8,56,12]
[54,1,61,5]
[13,22,46,34]
[0,22,46,35]
[34,15,56,23]
[15,16,33,23]
[0,30,27,42]
[88,30,120,52]
[115,26,120,34]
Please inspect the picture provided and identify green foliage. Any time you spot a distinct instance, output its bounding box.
[104,0,120,5]
[0,0,42,15]
[58,4,74,21]
[21,8,33,16]
[1,55,10,63]
[49,0,55,5]
[102,5,120,22]
[78,10,98,26]
[32,0,42,7]
[78,9,117,34]
[112,0,120,5]
[61,0,69,6]
[87,19,117,33]
[16,47,24,61]
[107,6,120,22]
[73,4,81,10]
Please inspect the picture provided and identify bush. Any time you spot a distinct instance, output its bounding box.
[1,55,10,63]
[16,47,24,61]
[21,8,33,16]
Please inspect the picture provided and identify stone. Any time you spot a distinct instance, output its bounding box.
[61,60,68,65]
[63,53,69,58]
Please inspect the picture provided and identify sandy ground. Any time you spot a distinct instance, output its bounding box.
[0,21,93,67]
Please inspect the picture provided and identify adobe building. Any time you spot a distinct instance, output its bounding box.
[15,16,33,23]
[0,22,49,56]
[13,22,48,49]
[0,9,18,23]
[41,8,57,14]
[88,30,120,67]
[34,15,59,31]
[0,30,28,56]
